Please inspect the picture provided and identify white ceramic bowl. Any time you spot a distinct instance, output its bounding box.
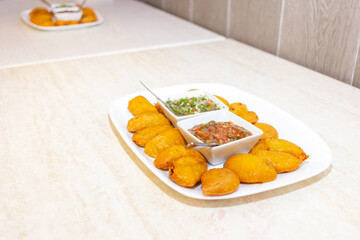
[157,90,228,127]
[177,111,263,165]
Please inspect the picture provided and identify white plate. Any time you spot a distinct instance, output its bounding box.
[20,9,103,31]
[109,83,332,200]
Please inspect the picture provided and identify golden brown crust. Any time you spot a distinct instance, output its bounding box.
[127,112,171,133]
[229,102,248,116]
[169,156,207,187]
[224,153,277,183]
[201,168,240,196]
[144,129,186,158]
[128,95,158,116]
[154,145,205,170]
[239,111,259,124]
[251,139,309,161]
[132,125,173,147]
[254,122,279,139]
[253,150,303,173]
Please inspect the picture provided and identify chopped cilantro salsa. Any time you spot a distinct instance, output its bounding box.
[166,95,220,116]
[189,121,252,144]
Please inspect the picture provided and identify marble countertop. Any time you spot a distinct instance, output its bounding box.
[0,0,222,69]
[1,39,359,239]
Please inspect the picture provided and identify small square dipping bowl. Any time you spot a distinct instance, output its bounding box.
[177,111,263,165]
[157,90,228,127]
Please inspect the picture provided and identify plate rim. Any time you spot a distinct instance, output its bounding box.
[109,82,332,200]
[20,9,103,31]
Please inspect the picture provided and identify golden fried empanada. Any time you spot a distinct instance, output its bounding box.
[128,95,158,115]
[229,103,248,116]
[251,139,308,161]
[253,150,303,173]
[132,125,173,147]
[127,112,171,133]
[201,168,239,196]
[214,95,230,107]
[154,102,164,114]
[255,122,278,139]
[169,156,207,187]
[154,145,205,170]
[224,153,277,183]
[144,129,186,157]
[239,111,259,124]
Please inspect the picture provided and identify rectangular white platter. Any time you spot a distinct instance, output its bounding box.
[20,9,103,31]
[109,83,332,200]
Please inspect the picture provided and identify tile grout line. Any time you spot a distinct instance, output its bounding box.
[350,22,360,86]
[226,0,232,37]
[276,0,285,56]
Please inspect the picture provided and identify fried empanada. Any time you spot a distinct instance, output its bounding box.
[254,122,278,139]
[127,112,171,133]
[229,103,248,116]
[224,153,277,183]
[253,150,303,173]
[132,124,173,147]
[201,168,240,196]
[154,145,205,170]
[239,111,259,124]
[251,139,309,161]
[144,129,186,157]
[169,156,208,187]
[214,95,230,107]
[154,102,164,114]
[128,96,158,115]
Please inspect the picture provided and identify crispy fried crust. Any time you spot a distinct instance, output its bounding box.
[224,153,277,183]
[169,156,208,187]
[253,150,303,173]
[127,112,171,133]
[229,102,248,116]
[201,168,240,196]
[144,129,186,158]
[128,95,158,115]
[239,111,259,124]
[154,145,205,170]
[254,122,279,139]
[251,139,309,161]
[132,125,173,147]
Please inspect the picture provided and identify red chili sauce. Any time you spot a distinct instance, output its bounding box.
[189,121,252,145]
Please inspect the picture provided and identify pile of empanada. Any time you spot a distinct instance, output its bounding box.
[126,93,309,197]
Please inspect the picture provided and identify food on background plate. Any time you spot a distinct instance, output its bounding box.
[188,120,252,145]
[251,139,309,161]
[166,95,221,116]
[254,122,278,139]
[224,153,277,183]
[132,125,174,147]
[253,150,303,173]
[144,129,186,157]
[29,8,54,26]
[169,156,208,187]
[29,6,98,27]
[154,145,205,170]
[128,95,158,115]
[127,112,171,133]
[229,102,248,116]
[214,95,230,107]
[201,168,240,196]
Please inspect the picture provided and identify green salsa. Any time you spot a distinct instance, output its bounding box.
[166,95,221,116]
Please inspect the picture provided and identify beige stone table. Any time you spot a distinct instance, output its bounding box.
[1,40,359,239]
[0,0,222,69]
